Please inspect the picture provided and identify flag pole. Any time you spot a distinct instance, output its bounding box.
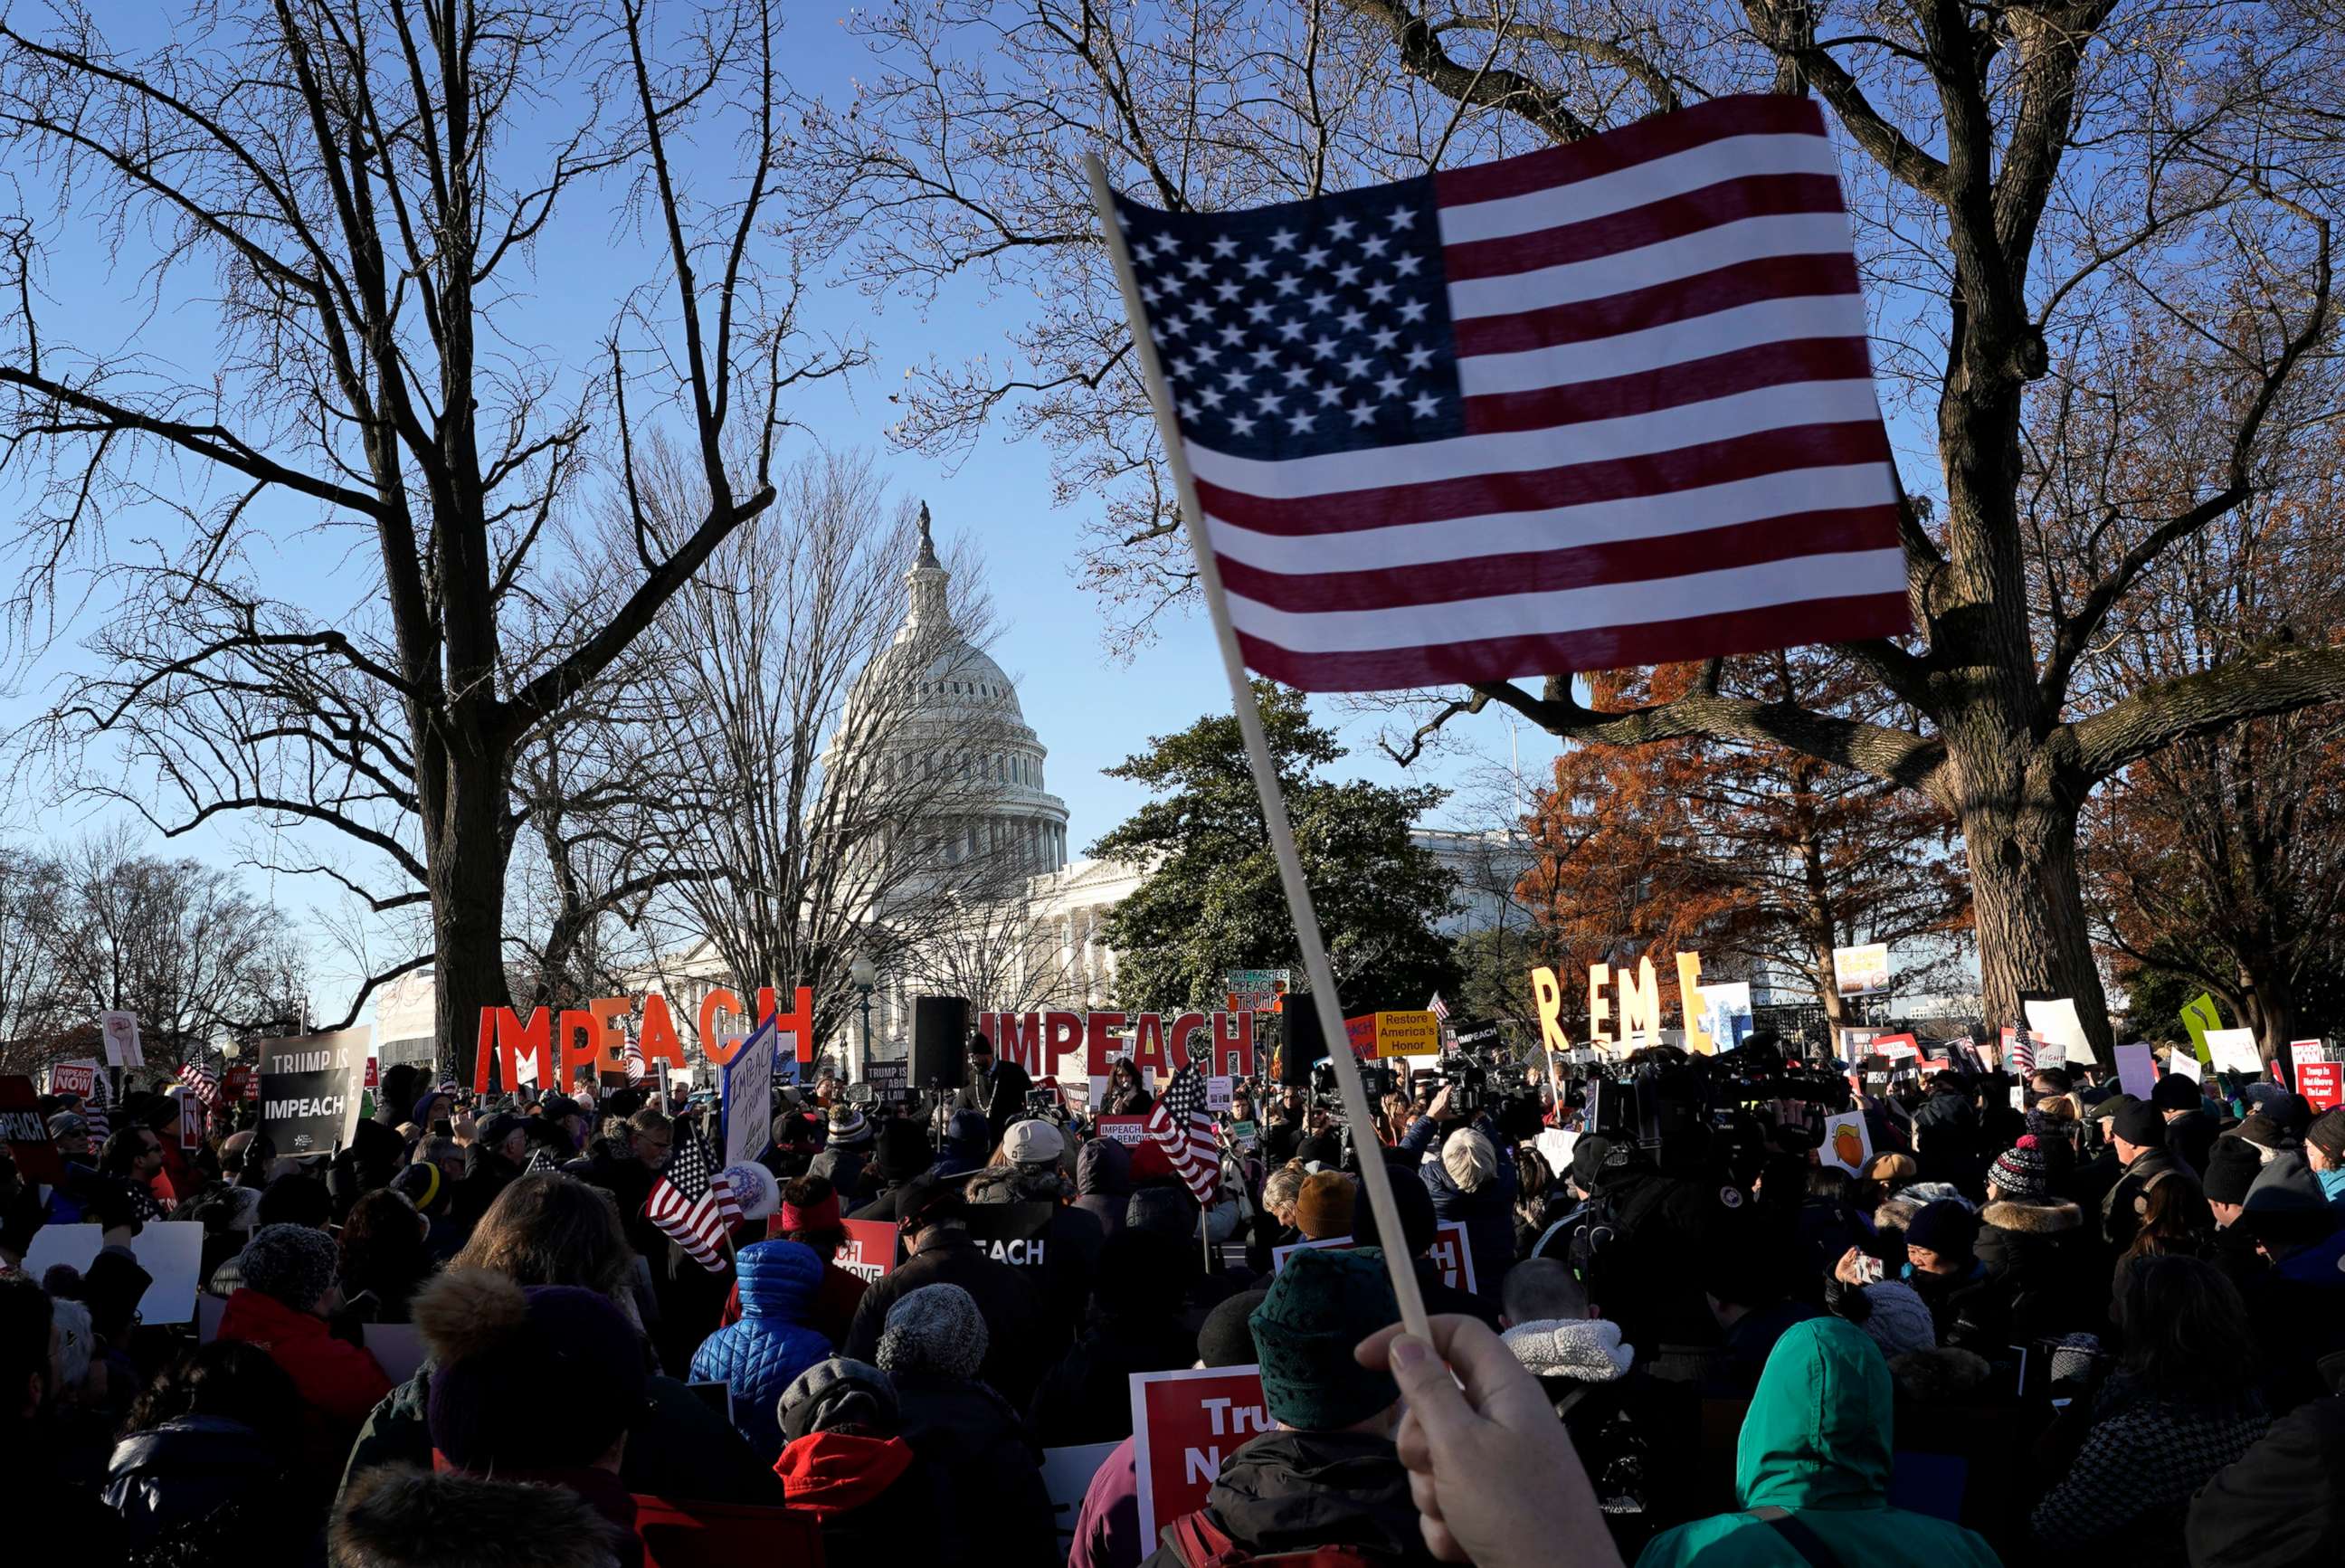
[1085,155,1430,1344]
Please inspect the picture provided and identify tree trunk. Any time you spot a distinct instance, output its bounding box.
[426,737,517,1083]
[1951,747,2113,1060]
[2241,962,2293,1067]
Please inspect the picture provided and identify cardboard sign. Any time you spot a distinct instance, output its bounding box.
[2023,998,2093,1066]
[24,1221,203,1325]
[257,1027,371,1156]
[48,1060,99,1099]
[1372,1011,1441,1060]
[0,1075,64,1183]
[2299,1061,2343,1112]
[1222,969,1290,1013]
[1818,1110,1872,1175]
[2203,1028,2264,1075]
[1131,1364,1268,1548]
[2289,1041,2327,1088]
[863,1059,909,1107]
[1872,1033,1920,1060]
[2180,993,2224,1064]
[1832,943,1891,998]
[100,1011,145,1068]
[1094,1115,1149,1147]
[835,1218,901,1283]
[1344,1014,1379,1060]
[721,1019,776,1171]
[2113,1043,2160,1101]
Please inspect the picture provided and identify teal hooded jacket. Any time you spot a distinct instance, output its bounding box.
[1634,1318,2003,1567]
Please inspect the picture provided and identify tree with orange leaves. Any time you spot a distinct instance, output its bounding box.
[1523,650,1972,1038]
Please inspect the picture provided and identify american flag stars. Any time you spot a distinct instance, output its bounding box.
[1117,178,1464,461]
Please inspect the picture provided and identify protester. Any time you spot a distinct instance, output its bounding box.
[1353,1151,1500,1326]
[954,1031,1033,1145]
[2153,1073,2219,1176]
[1974,1140,2097,1342]
[1398,1088,1517,1297]
[1293,1169,1354,1240]
[2103,1099,2203,1252]
[1100,1058,1154,1117]
[1496,1258,1656,1554]
[328,1466,628,1568]
[806,1103,875,1205]
[843,1173,1050,1408]
[2032,1255,2270,1562]
[103,1340,308,1557]
[2186,1355,2345,1568]
[215,1222,393,1463]
[1029,1228,1197,1446]
[846,1117,933,1222]
[2306,1108,2345,1212]
[337,1188,433,1323]
[449,1110,530,1229]
[875,1283,1055,1564]
[689,1240,833,1461]
[1073,1135,1135,1240]
[772,1357,945,1558]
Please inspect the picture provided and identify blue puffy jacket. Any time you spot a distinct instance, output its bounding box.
[688,1240,831,1460]
[1400,1113,1517,1299]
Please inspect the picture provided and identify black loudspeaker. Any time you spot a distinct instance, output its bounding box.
[912,995,970,1088]
[1280,1000,1328,1087]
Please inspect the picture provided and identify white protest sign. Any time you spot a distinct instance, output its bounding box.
[1206,1075,1233,1113]
[2112,1043,2159,1101]
[1832,943,1891,997]
[2290,1041,2327,1072]
[2023,998,2093,1065]
[24,1222,203,1325]
[1818,1110,1872,1175]
[100,1011,144,1069]
[2204,1028,2264,1075]
[2167,1050,2202,1084]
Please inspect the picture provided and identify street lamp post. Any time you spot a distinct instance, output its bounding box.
[850,955,878,1083]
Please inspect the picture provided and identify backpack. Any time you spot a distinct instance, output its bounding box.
[1163,1512,1395,1567]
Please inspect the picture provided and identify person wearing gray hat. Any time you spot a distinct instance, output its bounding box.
[875,1285,1055,1560]
[772,1358,948,1559]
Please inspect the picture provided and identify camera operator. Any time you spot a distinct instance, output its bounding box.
[1260,1086,1309,1166]
[1398,1078,1518,1299]
[1540,1123,1735,1358]
[952,1029,1031,1147]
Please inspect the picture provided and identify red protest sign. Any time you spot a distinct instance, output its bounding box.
[1130,1364,1268,1547]
[48,1060,96,1099]
[0,1075,64,1184]
[1343,1015,1378,1060]
[178,1091,205,1153]
[2300,1061,2343,1113]
[835,1219,901,1284]
[223,1063,257,1102]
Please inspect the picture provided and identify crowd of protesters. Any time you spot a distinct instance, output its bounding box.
[3,1027,2341,1566]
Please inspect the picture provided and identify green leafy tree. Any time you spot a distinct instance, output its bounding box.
[1091,684,1459,1013]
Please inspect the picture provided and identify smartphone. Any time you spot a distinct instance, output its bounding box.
[1856,1254,1885,1286]
[431,1119,453,1137]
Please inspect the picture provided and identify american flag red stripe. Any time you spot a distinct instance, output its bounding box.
[1144,1064,1221,1205]
[1113,94,1907,693]
[645,1133,731,1272]
[177,1061,223,1110]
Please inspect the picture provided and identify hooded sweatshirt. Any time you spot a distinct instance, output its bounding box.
[1633,1317,2001,1568]
[774,1430,916,1518]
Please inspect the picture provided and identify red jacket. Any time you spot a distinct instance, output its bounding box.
[216,1288,394,1451]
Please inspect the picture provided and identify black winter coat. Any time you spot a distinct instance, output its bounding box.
[2188,1391,2345,1568]
[841,1228,1053,1409]
[103,1416,292,1546]
[891,1370,1057,1567]
[1137,1428,1442,1566]
[1975,1197,2102,1343]
[1027,1312,1197,1447]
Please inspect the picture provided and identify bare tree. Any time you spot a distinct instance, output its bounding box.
[898,891,1090,1022]
[610,446,1060,1055]
[791,1,2345,1051]
[0,1,862,1053]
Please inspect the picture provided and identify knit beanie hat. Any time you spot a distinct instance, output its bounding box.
[826,1105,871,1145]
[1440,1128,1497,1193]
[1852,1280,1938,1360]
[1294,1171,1356,1240]
[2112,1101,2167,1148]
[2309,1108,2345,1165]
[240,1222,340,1311]
[1352,1153,1437,1259]
[1904,1199,1980,1259]
[2150,1074,2202,1112]
[876,1284,987,1381]
[778,1357,897,1442]
[1569,1136,1616,1193]
[414,1270,648,1472]
[1249,1247,1400,1430]
[2203,1136,2264,1206]
[1987,1144,2048,1201]
[1125,1186,1198,1240]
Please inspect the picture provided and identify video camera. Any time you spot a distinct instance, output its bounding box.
[1419,1050,1490,1118]
[1307,1055,1394,1109]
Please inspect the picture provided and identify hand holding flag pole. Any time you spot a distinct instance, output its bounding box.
[1087,153,1430,1345]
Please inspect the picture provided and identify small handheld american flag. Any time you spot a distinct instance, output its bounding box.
[1106,95,1907,692]
[1144,1063,1221,1205]
[177,1061,223,1111]
[2008,1023,2036,1077]
[1428,992,1449,1022]
[524,1145,563,1177]
[645,1132,733,1273]
[82,1069,112,1146]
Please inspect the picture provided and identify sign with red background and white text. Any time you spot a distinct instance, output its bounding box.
[1131,1364,1269,1547]
[835,1219,901,1284]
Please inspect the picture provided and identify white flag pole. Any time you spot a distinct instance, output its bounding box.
[1086,155,1429,1343]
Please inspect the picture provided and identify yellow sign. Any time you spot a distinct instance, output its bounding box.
[2179,993,2224,1065]
[1372,1010,1441,1059]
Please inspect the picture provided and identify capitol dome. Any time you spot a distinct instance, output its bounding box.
[826,505,1071,884]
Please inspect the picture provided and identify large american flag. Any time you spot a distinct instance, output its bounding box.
[645,1132,732,1272]
[1144,1063,1220,1205]
[1110,95,1907,692]
[176,1060,223,1111]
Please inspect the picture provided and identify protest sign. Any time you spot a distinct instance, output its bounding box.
[2289,1041,2327,1088]
[1206,1076,1233,1112]
[48,1059,98,1099]
[2167,1050,2202,1084]
[0,1075,63,1183]
[977,1007,1257,1079]
[177,1088,204,1152]
[1130,1364,1268,1548]
[257,1027,371,1156]
[2113,1043,2159,1101]
[1224,1119,1258,1149]
[99,1010,145,1068]
[1818,1110,1872,1175]
[2203,1028,2264,1075]
[1094,1115,1149,1147]
[862,1058,909,1107]
[1832,943,1891,997]
[836,1219,901,1284]
[1344,1014,1379,1060]
[2299,1061,2343,1112]
[2180,993,2224,1063]
[363,1324,430,1385]
[1268,1222,1476,1295]
[2023,998,2093,1065]
[1222,969,1289,1013]
[1700,982,1754,1052]
[721,1018,775,1172]
[24,1222,203,1325]
[1370,1011,1440,1060]
[1871,1033,1920,1060]
[1043,1443,1122,1557]
[222,1062,257,1102]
